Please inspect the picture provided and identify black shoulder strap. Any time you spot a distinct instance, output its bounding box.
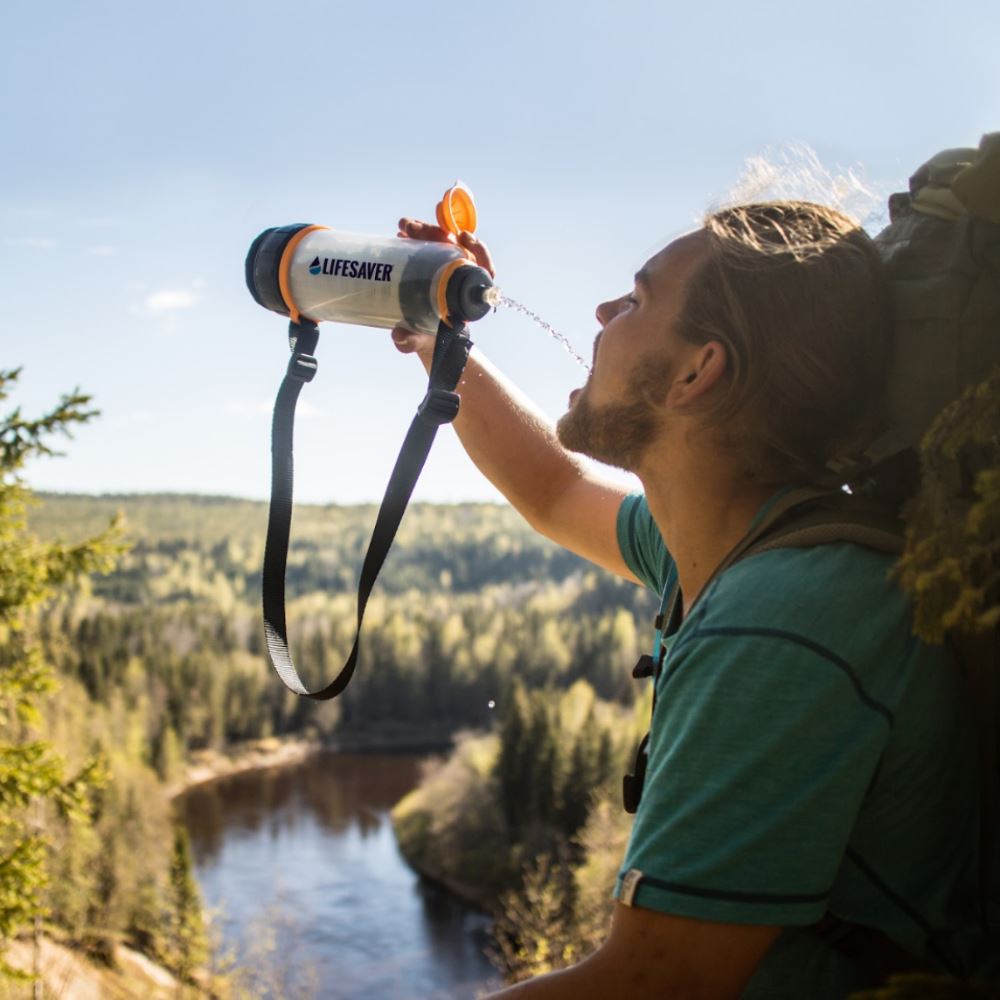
[261,317,472,701]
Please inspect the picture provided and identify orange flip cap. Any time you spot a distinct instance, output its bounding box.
[435,181,477,236]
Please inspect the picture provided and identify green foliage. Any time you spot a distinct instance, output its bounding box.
[25,491,652,767]
[896,367,1000,643]
[393,681,637,984]
[162,827,207,983]
[492,853,577,982]
[0,369,122,978]
[393,733,509,899]
[27,493,612,603]
[494,681,617,850]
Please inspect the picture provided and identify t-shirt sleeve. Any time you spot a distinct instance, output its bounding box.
[616,492,672,594]
[615,608,893,926]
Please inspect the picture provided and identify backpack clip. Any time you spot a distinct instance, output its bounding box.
[631,654,655,679]
[288,353,318,383]
[418,388,461,426]
[623,732,650,814]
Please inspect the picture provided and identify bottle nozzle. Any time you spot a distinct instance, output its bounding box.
[446,265,496,324]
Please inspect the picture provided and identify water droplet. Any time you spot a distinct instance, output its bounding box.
[497,295,591,371]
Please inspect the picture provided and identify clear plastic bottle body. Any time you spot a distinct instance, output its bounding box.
[286,229,468,333]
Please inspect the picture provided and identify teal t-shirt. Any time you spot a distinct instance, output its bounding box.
[613,492,995,997]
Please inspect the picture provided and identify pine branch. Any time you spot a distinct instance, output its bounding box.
[0,370,99,475]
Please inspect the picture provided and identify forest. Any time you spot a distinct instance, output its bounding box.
[4,465,657,994]
[29,491,655,757]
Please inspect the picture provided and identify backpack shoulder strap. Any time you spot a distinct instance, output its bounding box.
[691,487,904,621]
[741,494,905,561]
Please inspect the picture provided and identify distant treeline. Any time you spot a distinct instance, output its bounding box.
[31,494,656,768]
[33,494,607,599]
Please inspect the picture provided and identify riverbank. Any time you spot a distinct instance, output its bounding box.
[166,725,458,800]
[166,735,321,799]
[390,732,501,911]
[1,935,179,1000]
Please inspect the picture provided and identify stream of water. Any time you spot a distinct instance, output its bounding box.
[497,295,591,372]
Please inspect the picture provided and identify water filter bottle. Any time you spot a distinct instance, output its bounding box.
[245,184,495,333]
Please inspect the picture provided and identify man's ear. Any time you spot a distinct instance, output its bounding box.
[666,340,728,408]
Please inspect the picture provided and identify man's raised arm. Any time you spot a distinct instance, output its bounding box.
[392,220,635,583]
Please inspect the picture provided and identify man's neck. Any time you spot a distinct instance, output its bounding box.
[639,457,774,618]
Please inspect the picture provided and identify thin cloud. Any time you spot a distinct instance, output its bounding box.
[89,245,115,257]
[4,236,57,250]
[145,288,198,311]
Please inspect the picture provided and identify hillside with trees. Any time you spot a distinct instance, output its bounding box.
[4,385,656,994]
[28,492,654,766]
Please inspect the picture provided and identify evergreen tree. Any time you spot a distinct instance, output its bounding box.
[495,683,529,836]
[163,826,206,984]
[0,369,122,978]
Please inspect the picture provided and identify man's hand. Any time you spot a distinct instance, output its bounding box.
[390,218,496,365]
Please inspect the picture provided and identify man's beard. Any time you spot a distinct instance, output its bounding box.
[556,374,664,472]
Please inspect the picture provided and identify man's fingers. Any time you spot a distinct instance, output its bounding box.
[457,230,496,277]
[391,325,434,352]
[398,218,453,243]
[397,217,496,278]
[391,326,416,352]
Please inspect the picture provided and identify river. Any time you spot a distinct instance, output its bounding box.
[175,751,501,999]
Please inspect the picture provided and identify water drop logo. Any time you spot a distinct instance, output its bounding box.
[309,256,322,276]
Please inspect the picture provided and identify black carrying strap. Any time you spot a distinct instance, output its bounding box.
[262,317,472,700]
[623,589,683,815]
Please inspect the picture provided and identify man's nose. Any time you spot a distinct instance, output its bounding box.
[595,297,619,326]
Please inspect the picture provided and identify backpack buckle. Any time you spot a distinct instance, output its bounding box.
[622,733,650,814]
[622,772,643,814]
[418,388,461,425]
[632,654,655,679]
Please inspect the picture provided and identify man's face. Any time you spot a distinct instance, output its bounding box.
[556,231,709,471]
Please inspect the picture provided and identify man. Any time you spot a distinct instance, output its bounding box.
[392,204,985,998]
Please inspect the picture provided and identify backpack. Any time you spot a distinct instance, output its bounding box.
[826,131,1000,487]
[623,134,1000,983]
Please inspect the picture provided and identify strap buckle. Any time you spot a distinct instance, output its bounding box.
[631,654,655,679]
[288,353,318,383]
[622,772,644,814]
[622,733,650,814]
[418,388,461,425]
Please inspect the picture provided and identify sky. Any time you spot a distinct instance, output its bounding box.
[2,0,997,504]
